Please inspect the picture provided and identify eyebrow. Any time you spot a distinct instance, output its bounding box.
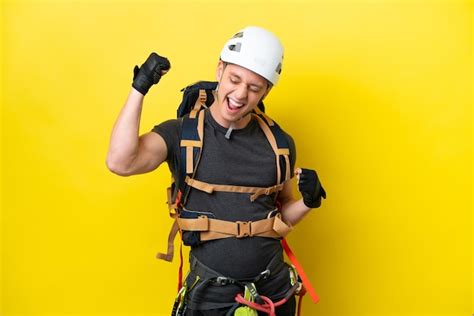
[229,73,264,89]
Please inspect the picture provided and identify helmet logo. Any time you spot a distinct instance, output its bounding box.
[228,42,242,52]
[232,32,244,38]
[275,62,282,75]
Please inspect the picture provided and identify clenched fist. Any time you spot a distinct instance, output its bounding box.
[132,52,171,96]
[295,168,327,208]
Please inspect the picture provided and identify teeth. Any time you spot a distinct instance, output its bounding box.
[228,97,244,108]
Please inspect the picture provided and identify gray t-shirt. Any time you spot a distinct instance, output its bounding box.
[152,108,296,309]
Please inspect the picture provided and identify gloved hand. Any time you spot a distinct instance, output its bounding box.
[296,168,327,208]
[132,52,171,95]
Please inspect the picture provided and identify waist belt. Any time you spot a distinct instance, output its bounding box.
[176,213,292,241]
[189,252,286,290]
[185,253,296,311]
[156,213,292,263]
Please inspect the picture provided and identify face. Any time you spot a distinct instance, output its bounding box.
[210,61,271,129]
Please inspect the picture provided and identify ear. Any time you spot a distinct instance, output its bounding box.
[261,84,272,100]
[216,60,225,82]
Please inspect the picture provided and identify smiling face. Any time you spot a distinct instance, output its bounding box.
[210,60,271,129]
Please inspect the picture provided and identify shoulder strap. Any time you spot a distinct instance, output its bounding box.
[156,108,205,263]
[178,106,206,207]
[252,108,292,184]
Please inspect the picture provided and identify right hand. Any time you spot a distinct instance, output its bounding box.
[132,52,171,96]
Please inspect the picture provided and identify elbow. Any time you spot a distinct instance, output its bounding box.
[106,159,131,177]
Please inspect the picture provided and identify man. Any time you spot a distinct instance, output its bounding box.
[106,26,326,315]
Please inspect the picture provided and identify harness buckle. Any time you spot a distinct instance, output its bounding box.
[236,221,252,238]
[259,269,271,280]
[215,276,230,286]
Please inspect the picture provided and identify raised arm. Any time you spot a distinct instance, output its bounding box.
[106,52,171,176]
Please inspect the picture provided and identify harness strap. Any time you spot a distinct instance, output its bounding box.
[155,213,293,263]
[252,113,292,184]
[176,213,292,241]
[282,238,319,303]
[252,109,292,183]
[189,89,207,119]
[184,176,285,201]
[181,109,205,206]
[189,252,283,286]
[156,220,180,262]
[253,106,274,126]
[166,185,179,211]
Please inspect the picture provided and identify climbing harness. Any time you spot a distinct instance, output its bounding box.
[174,254,303,316]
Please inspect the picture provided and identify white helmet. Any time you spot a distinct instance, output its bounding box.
[220,26,284,86]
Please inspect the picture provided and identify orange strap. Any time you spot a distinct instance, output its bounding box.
[282,238,319,303]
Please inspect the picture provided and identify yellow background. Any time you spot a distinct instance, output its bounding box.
[1,0,472,315]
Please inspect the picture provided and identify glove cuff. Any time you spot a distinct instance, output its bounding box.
[303,196,322,209]
[132,71,154,96]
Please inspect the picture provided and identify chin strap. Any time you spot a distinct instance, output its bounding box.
[224,111,253,140]
[225,123,235,139]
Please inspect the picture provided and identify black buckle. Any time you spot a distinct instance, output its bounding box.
[252,269,270,283]
[215,276,230,286]
[260,269,270,280]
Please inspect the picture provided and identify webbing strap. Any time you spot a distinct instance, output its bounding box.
[189,89,207,119]
[180,110,205,180]
[166,186,177,211]
[184,176,284,201]
[184,147,192,174]
[253,114,283,184]
[176,213,292,241]
[282,238,319,303]
[252,110,292,183]
[156,220,180,262]
[253,106,274,126]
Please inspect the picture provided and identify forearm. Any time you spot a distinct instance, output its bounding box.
[106,88,144,171]
[280,197,312,226]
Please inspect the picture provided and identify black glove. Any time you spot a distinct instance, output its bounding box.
[297,168,327,208]
[132,52,171,95]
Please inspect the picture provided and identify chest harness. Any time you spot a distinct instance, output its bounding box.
[155,81,319,315]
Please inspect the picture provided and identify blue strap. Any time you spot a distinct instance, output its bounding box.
[178,111,204,205]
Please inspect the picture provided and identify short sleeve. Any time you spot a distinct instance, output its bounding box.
[151,118,180,164]
[284,132,297,178]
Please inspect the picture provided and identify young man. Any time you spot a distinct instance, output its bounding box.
[106,26,326,315]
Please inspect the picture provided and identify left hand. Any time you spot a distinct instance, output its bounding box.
[295,168,327,208]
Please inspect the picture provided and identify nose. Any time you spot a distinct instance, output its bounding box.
[234,83,248,101]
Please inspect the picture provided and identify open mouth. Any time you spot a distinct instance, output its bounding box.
[226,97,245,113]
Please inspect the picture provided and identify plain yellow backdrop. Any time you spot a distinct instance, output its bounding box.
[1,0,472,315]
